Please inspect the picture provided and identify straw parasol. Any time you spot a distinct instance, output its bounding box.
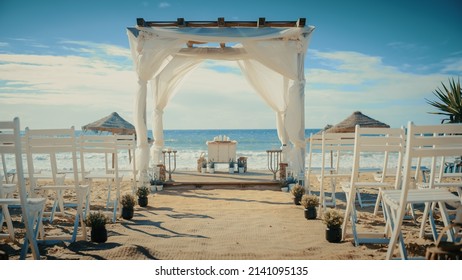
[82,112,135,135]
[324,111,389,133]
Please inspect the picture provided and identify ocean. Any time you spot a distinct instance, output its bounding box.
[1,128,409,175]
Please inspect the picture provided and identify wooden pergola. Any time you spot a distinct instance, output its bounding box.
[128,17,314,176]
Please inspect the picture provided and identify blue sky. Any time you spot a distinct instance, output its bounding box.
[1,0,461,130]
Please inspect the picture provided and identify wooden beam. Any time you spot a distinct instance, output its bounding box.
[136,18,307,28]
[136,18,146,27]
[217,17,225,27]
[258,17,266,27]
[297,18,306,27]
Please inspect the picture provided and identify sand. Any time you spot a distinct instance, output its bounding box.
[1,170,437,260]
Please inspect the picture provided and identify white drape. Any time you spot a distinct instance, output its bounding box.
[239,37,309,175]
[150,56,203,164]
[127,25,314,177]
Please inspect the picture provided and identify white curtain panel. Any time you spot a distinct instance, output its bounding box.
[127,25,314,175]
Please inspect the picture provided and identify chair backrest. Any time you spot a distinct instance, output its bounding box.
[115,134,137,173]
[115,134,137,190]
[321,132,355,174]
[305,133,323,187]
[351,126,406,188]
[0,118,41,258]
[401,122,462,192]
[79,135,119,178]
[0,118,27,201]
[25,127,79,192]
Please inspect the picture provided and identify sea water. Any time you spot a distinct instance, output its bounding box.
[0,129,413,174]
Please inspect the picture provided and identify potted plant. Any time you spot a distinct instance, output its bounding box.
[136,186,150,207]
[201,161,207,174]
[121,194,135,220]
[322,208,344,243]
[286,176,297,191]
[150,176,164,192]
[290,184,305,205]
[237,159,245,174]
[208,160,215,174]
[85,211,108,243]
[300,194,319,219]
[229,159,235,174]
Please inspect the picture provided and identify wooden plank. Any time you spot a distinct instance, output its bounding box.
[164,181,281,187]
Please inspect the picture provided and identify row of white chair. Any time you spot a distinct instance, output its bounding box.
[306,123,462,259]
[0,119,138,259]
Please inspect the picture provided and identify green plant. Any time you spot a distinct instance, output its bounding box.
[425,77,462,123]
[209,161,215,168]
[322,209,344,229]
[229,159,235,168]
[202,161,207,168]
[136,186,150,198]
[290,184,305,198]
[121,194,136,208]
[85,211,107,228]
[300,194,319,208]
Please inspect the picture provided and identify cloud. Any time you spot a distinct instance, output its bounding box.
[159,2,170,8]
[387,41,428,52]
[305,49,452,128]
[59,40,131,57]
[441,57,462,73]
[1,40,461,130]
[0,46,137,128]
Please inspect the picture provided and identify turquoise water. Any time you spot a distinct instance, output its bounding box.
[158,129,320,171]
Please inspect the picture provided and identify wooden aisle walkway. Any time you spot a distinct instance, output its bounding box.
[163,169,282,188]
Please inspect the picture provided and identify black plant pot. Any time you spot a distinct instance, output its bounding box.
[325,227,342,243]
[293,196,302,205]
[138,196,148,207]
[122,207,134,220]
[91,226,108,243]
[304,207,317,219]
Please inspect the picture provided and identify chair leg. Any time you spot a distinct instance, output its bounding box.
[373,189,382,216]
[1,204,15,241]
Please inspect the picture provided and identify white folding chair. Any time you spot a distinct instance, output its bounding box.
[341,126,405,246]
[305,133,323,195]
[25,127,89,242]
[382,122,462,259]
[0,118,45,259]
[114,134,137,193]
[79,135,123,222]
[318,132,355,212]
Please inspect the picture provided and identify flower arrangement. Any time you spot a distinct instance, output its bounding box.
[136,186,150,198]
[300,194,319,209]
[290,184,305,198]
[121,194,136,208]
[85,211,107,228]
[149,174,164,186]
[322,209,344,229]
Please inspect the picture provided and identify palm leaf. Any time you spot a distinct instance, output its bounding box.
[425,77,462,123]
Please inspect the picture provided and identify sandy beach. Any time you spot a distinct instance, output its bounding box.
[1,170,437,260]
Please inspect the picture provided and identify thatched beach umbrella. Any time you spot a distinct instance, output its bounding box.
[316,111,389,168]
[82,112,135,135]
[82,112,136,166]
[324,111,389,133]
